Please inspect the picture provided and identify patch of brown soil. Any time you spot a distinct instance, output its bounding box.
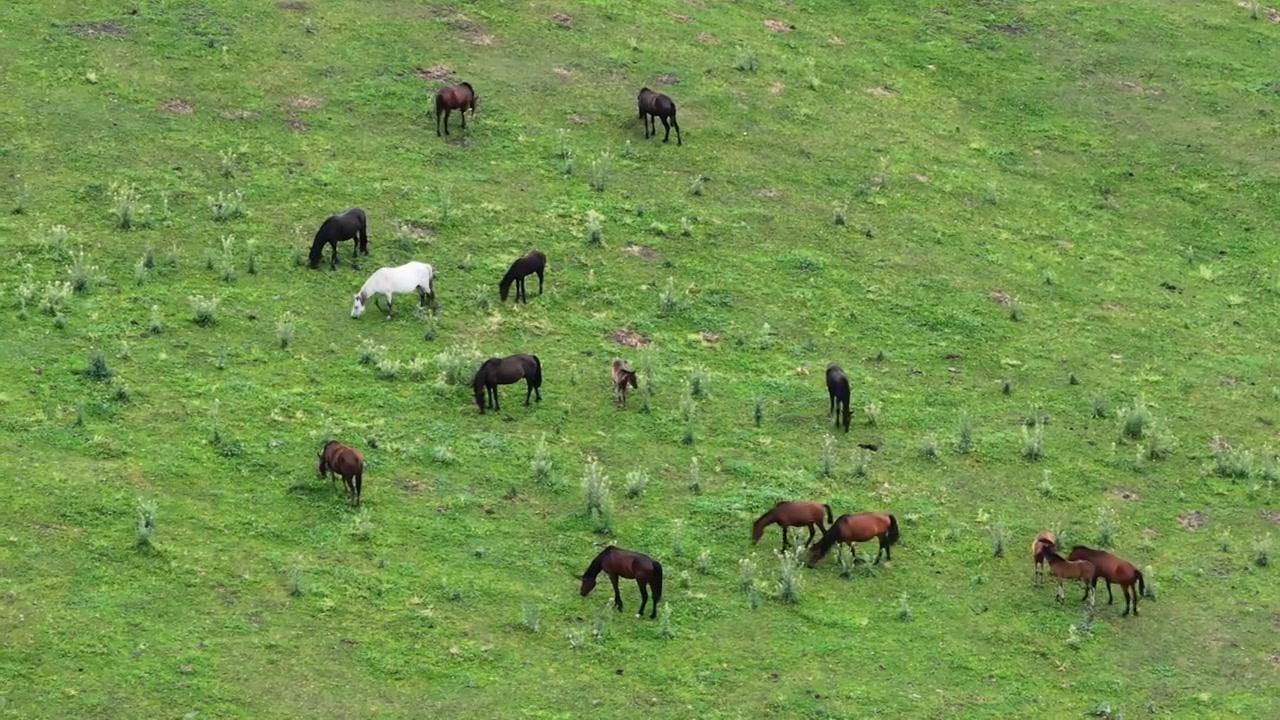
[1235,2,1280,22]
[764,20,794,32]
[756,188,782,200]
[1115,80,1164,97]
[285,96,324,111]
[1178,511,1206,530]
[670,13,693,23]
[551,12,572,27]
[399,221,435,239]
[623,245,661,261]
[989,290,1011,305]
[417,65,453,81]
[552,66,574,81]
[866,86,897,97]
[986,23,1026,35]
[827,35,846,46]
[769,82,786,95]
[1262,509,1280,524]
[657,73,679,85]
[287,117,309,133]
[402,480,424,494]
[221,109,259,121]
[1109,488,1140,501]
[1217,376,1237,386]
[1140,527,1159,540]
[1209,436,1233,451]
[467,32,497,46]
[160,100,194,115]
[69,21,127,38]
[912,174,930,183]
[609,328,652,348]
[1054,239,1074,251]
[1102,302,1125,312]
[700,330,721,344]
[697,32,718,44]
[1268,654,1280,666]
[277,1,309,10]
[569,113,591,124]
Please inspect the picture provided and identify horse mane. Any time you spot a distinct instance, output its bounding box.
[584,546,614,577]
[751,504,780,537]
[460,81,474,91]
[811,515,846,560]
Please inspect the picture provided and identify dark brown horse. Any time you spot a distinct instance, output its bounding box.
[611,358,638,408]
[579,545,664,619]
[317,440,365,507]
[309,208,369,270]
[499,250,546,304]
[826,363,852,432]
[807,511,899,567]
[1036,544,1097,605]
[1068,546,1147,616]
[1031,530,1057,586]
[472,354,542,413]
[638,87,681,145]
[752,501,834,551]
[435,81,478,137]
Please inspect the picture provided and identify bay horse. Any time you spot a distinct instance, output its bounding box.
[309,208,368,270]
[317,440,365,507]
[499,250,546,304]
[351,261,437,319]
[435,81,478,137]
[610,358,638,408]
[826,363,852,432]
[1035,544,1096,606]
[808,511,899,567]
[637,88,681,145]
[1031,530,1057,586]
[579,545,664,619]
[1068,545,1147,616]
[752,501,834,551]
[472,354,542,413]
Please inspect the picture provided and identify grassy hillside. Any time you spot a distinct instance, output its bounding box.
[2,0,1279,717]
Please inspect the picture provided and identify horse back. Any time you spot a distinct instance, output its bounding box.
[839,511,891,541]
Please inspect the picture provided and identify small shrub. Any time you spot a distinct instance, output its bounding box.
[1068,371,1080,386]
[864,401,881,426]
[1008,297,1023,321]
[989,524,1006,558]
[136,497,157,549]
[1043,269,1056,285]
[753,397,764,427]
[246,239,258,275]
[836,549,856,579]
[589,152,611,192]
[431,445,454,465]
[147,305,164,335]
[1253,533,1272,567]
[851,449,870,479]
[1097,506,1118,547]
[189,295,220,327]
[276,311,296,349]
[1001,379,1013,395]
[406,356,432,382]
[67,249,98,294]
[582,455,611,516]
[649,221,669,237]
[920,436,940,462]
[688,174,708,196]
[133,257,149,285]
[687,456,703,495]
[585,210,605,246]
[112,383,132,403]
[530,435,553,483]
[696,549,711,575]
[734,48,757,72]
[688,368,709,400]
[681,399,696,446]
[47,224,71,254]
[624,470,648,498]
[110,182,149,230]
[672,520,685,558]
[1092,395,1110,419]
[1121,397,1150,440]
[555,129,572,160]
[832,201,848,226]
[357,338,384,366]
[591,504,615,535]
[775,544,805,604]
[957,413,975,453]
[82,349,113,382]
[218,235,237,283]
[1143,421,1177,461]
[220,149,238,178]
[350,511,374,541]
[897,592,913,621]
[1218,530,1232,553]
[658,277,678,316]
[210,189,246,222]
[434,189,453,227]
[1022,418,1044,462]
[1212,446,1255,480]
[738,557,757,593]
[566,627,586,649]
[521,604,540,633]
[820,434,836,477]
[657,603,673,639]
[432,344,483,386]
[680,217,693,237]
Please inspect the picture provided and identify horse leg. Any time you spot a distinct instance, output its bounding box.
[1105,580,1114,605]
[1131,583,1139,616]
[805,525,816,547]
[636,579,648,619]
[354,469,363,508]
[780,526,789,552]
[660,116,671,143]
[642,112,650,139]
[537,270,543,295]
[609,574,623,612]
[329,241,339,270]
[435,107,443,137]
[883,535,892,562]
[672,115,682,146]
[1082,577,1095,602]
[384,293,394,319]
[460,106,467,131]
[1056,578,1065,603]
[443,109,452,136]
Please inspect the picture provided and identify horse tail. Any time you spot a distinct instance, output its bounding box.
[651,561,663,607]
[531,355,543,387]
[886,514,900,546]
[1136,569,1147,598]
[823,503,834,525]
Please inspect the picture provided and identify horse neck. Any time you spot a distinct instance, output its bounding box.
[586,548,612,576]
[752,508,778,535]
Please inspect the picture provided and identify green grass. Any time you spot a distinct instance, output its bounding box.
[3,0,1280,717]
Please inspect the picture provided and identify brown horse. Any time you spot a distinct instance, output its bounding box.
[752,501,834,551]
[826,363,852,432]
[1036,545,1096,605]
[1031,530,1057,586]
[317,440,365,507]
[435,81,478,137]
[807,512,900,567]
[472,354,542,413]
[579,545,664,619]
[1068,546,1147,616]
[499,250,546,304]
[637,87,682,145]
[611,359,638,408]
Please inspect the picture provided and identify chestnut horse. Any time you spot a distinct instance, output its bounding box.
[637,87,682,145]
[579,545,664,619]
[808,511,899,567]
[1031,530,1057,586]
[317,440,365,507]
[435,81,478,137]
[751,501,834,551]
[1068,546,1147,616]
[610,359,638,408]
[826,363,852,432]
[499,250,546,304]
[1036,544,1096,605]
[472,354,542,413]
[308,208,369,270]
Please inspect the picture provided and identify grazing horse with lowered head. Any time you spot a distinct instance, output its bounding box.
[826,363,852,432]
[638,88,682,145]
[1035,544,1096,606]
[499,250,546,304]
[318,440,365,507]
[1068,545,1147,617]
[472,354,542,413]
[752,501,834,551]
[309,208,369,270]
[1031,530,1057,586]
[579,545,664,619]
[611,359,638,408]
[808,511,900,567]
[435,82,478,137]
[351,261,437,319]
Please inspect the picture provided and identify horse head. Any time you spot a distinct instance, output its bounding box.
[350,291,367,319]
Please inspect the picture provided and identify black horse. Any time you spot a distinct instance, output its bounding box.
[826,363,852,432]
[638,88,682,145]
[472,354,542,413]
[499,250,546,304]
[308,208,369,270]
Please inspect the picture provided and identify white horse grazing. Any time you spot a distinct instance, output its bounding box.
[351,261,438,318]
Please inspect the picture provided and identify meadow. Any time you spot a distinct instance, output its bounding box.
[2,0,1280,717]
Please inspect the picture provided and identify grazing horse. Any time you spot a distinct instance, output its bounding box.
[351,261,437,318]
[610,358,638,408]
[826,363,852,433]
[472,354,542,413]
[637,87,682,145]
[309,208,369,270]
[499,250,546,304]
[752,501,834,551]
[1031,530,1057,586]
[435,81,478,137]
[1068,546,1147,616]
[317,440,365,507]
[1035,544,1096,606]
[808,511,900,567]
[579,545,664,619]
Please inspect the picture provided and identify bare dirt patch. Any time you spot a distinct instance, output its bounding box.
[866,86,897,97]
[609,328,652,349]
[700,330,721,344]
[988,290,1011,306]
[1209,436,1233,451]
[764,20,794,32]
[551,12,572,28]
[756,188,782,200]
[1262,509,1280,524]
[1268,654,1280,666]
[569,113,591,124]
[1178,511,1206,530]
[466,32,497,46]
[986,23,1027,36]
[69,21,128,38]
[552,66,574,81]
[624,245,662,261]
[1140,527,1159,540]
[221,109,259,121]
[417,65,454,81]
[287,117,309,133]
[277,1,309,10]
[912,174,930,183]
[285,96,324,111]
[1115,80,1164,97]
[1110,488,1140,502]
[160,100,194,115]
[1235,2,1280,23]
[670,13,693,23]
[769,82,786,95]
[697,32,718,44]
[1102,302,1125,312]
[402,480,424,495]
[828,35,846,46]
[657,73,679,85]
[398,221,436,239]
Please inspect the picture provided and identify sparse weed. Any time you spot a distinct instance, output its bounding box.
[753,397,764,427]
[210,189,246,222]
[672,520,685,558]
[246,239,258,275]
[47,224,71,255]
[136,497,157,549]
[349,510,375,541]
[433,344,482,386]
[657,603,673,638]
[357,338,385,366]
[1008,297,1023,321]
[110,182,149,230]
[1143,421,1177,461]
[1212,445,1254,480]
[218,235,237,282]
[532,435,552,483]
[832,201,848,226]
[920,436,940,462]
[82,349,113,382]
[734,48,757,72]
[67,249,97,294]
[589,152,611,192]
[1022,418,1045,462]
[680,217,693,237]
[696,549,711,575]
[625,469,648,498]
[688,368,709,400]
[864,401,881,427]
[220,149,238,178]
[1218,530,1232,553]
[582,455,611,516]
[1092,395,1110,419]
[1001,379,1013,395]
[775,544,804,604]
[851,449,870,479]
[989,524,1006,558]
[1253,533,1272,567]
[375,356,403,379]
[688,456,702,495]
[820,434,836,477]
[148,305,164,335]
[431,445,454,465]
[688,174,708,196]
[681,399,697,446]
[659,277,678,316]
[585,210,605,246]
[276,311,296,349]
[521,604,540,633]
[189,295,220,327]
[1121,397,1150,440]
[1097,506,1118,547]
[897,592,913,621]
[957,412,975,453]
[133,256,149,285]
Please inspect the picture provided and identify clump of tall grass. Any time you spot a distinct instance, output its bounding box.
[897,592,913,621]
[276,311,296,349]
[220,149,238,178]
[957,412,976,453]
[820,434,836,477]
[521,604,540,633]
[1092,395,1110,419]
[431,445,454,465]
[1254,533,1273,567]
[1120,397,1150,440]
[688,456,702,495]
[67,249,98,294]
[531,434,552,483]
[739,558,763,609]
[832,201,848,226]
[81,349,114,382]
[210,189,246,222]
[1097,506,1118,547]
[433,344,482,386]
[136,497,158,550]
[688,368,709,400]
[110,181,149,230]
[1008,297,1023,321]
[920,436,940,462]
[753,397,764,427]
[989,524,1006,558]
[133,256,149,285]
[217,235,237,282]
[357,338,386,366]
[864,401,881,427]
[657,603,673,639]
[246,239,258,275]
[46,224,71,255]
[1022,417,1045,461]
[288,557,305,597]
[696,549,711,575]
[1211,444,1254,480]
[582,456,614,534]
[147,305,164,335]
[589,151,611,192]
[188,295,220,327]
[375,356,403,380]
[680,217,693,237]
[585,210,604,246]
[734,48,758,72]
[658,277,678,316]
[680,397,697,446]
[625,469,648,498]
[775,544,805,604]
[688,174,708,196]
[851,449,871,478]
[1142,421,1177,461]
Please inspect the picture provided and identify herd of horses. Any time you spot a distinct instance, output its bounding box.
[300,81,1151,623]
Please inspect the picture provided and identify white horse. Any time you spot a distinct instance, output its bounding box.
[351,261,438,318]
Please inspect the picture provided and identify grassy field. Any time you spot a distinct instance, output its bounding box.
[3,0,1280,717]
